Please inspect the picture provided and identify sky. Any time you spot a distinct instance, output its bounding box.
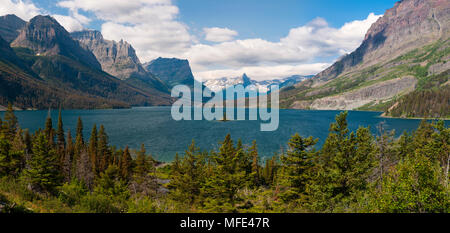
[0,0,398,81]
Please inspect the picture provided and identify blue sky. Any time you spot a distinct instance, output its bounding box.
[176,0,397,42]
[0,0,398,80]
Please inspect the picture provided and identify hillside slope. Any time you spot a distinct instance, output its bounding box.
[280,0,450,118]
[0,15,172,109]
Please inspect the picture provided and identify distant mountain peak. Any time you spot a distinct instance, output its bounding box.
[0,14,26,42]
[11,15,102,70]
[144,57,195,88]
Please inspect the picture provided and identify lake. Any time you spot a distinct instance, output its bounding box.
[1,107,447,162]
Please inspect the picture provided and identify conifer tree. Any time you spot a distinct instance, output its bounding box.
[309,112,376,211]
[249,140,260,187]
[74,117,84,165]
[3,103,18,140]
[97,125,110,174]
[0,134,22,177]
[131,144,157,196]
[63,129,74,182]
[88,125,98,175]
[23,132,61,193]
[120,146,132,181]
[44,110,55,146]
[56,108,65,156]
[203,134,247,212]
[169,140,206,206]
[280,133,318,204]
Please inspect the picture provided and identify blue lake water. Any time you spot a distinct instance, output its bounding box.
[1,107,447,162]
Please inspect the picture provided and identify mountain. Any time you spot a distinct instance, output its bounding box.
[204,74,312,93]
[1,15,172,109]
[280,0,450,118]
[71,30,169,94]
[0,14,26,43]
[144,57,196,88]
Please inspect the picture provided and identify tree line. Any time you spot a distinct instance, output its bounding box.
[0,103,449,213]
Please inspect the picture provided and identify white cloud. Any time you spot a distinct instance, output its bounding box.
[186,13,382,75]
[0,0,42,20]
[52,14,84,32]
[57,0,193,61]
[193,63,330,82]
[203,27,238,42]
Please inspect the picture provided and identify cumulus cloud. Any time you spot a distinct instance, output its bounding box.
[203,27,238,42]
[52,14,85,32]
[8,0,380,81]
[57,0,192,60]
[187,13,381,72]
[0,0,41,20]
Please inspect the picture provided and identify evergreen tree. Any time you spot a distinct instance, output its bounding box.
[3,103,18,140]
[44,109,55,146]
[309,112,376,212]
[279,133,318,204]
[119,146,132,181]
[97,125,110,174]
[249,140,260,187]
[56,108,65,156]
[63,129,74,182]
[88,125,98,175]
[169,140,206,206]
[0,134,22,177]
[23,132,61,193]
[74,117,84,160]
[203,135,247,212]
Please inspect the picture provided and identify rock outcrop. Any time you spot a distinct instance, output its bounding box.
[0,14,26,43]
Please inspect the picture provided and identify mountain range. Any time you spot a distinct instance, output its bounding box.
[280,0,449,118]
[0,0,448,118]
[0,15,177,109]
[204,74,312,93]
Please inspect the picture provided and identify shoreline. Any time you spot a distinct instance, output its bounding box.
[2,106,449,121]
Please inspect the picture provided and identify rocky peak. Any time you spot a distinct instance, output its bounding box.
[71,30,148,81]
[0,14,26,42]
[144,57,195,88]
[11,15,101,70]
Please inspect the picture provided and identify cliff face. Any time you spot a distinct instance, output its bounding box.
[11,16,101,70]
[71,30,170,94]
[1,15,172,109]
[280,0,450,118]
[0,14,26,43]
[72,30,148,80]
[144,57,195,88]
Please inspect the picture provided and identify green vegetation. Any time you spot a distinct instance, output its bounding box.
[280,39,450,119]
[0,105,449,213]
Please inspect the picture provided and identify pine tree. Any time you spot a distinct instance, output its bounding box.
[97,125,110,174]
[119,146,132,181]
[3,103,18,140]
[44,109,55,146]
[88,125,98,175]
[56,108,65,157]
[0,134,22,177]
[309,112,376,211]
[23,132,61,193]
[63,129,74,182]
[249,140,260,187]
[131,144,157,196]
[203,134,247,212]
[169,140,206,206]
[279,133,318,204]
[74,117,84,166]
